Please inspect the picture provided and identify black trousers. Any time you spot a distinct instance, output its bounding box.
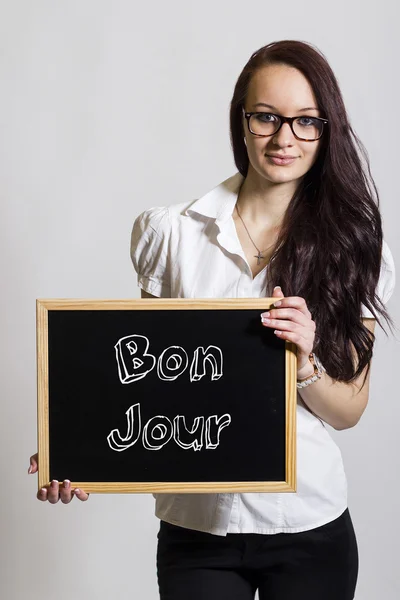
[156,508,358,600]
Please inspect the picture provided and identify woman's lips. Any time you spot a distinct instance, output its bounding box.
[266,155,297,165]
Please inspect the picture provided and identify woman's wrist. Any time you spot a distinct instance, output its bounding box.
[297,358,315,381]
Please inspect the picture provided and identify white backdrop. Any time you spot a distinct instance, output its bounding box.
[1,1,398,599]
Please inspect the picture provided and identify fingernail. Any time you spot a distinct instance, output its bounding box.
[75,488,80,494]
[40,488,46,494]
[273,286,281,291]
[64,480,70,489]
[28,466,32,474]
[261,311,270,318]
[51,480,58,487]
[273,301,282,307]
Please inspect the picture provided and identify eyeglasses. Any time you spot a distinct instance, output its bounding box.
[242,107,328,142]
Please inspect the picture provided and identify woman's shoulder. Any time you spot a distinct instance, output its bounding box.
[132,198,198,234]
[361,238,396,318]
[131,205,170,239]
[379,238,396,302]
[132,171,242,233]
[382,238,395,273]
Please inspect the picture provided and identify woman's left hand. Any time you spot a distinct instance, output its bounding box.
[261,286,316,375]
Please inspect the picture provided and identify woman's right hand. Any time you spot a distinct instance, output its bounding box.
[28,453,90,504]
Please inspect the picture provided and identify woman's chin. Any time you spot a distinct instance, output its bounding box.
[260,167,300,185]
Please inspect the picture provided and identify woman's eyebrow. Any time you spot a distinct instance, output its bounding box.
[252,102,319,112]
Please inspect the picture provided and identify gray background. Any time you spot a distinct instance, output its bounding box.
[1,1,398,598]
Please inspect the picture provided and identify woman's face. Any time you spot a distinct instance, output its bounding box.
[243,63,322,186]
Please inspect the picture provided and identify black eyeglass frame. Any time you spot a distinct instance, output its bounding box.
[242,106,329,142]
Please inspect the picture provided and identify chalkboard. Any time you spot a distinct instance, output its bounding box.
[36,299,297,494]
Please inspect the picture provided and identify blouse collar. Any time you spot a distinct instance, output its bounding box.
[184,172,244,226]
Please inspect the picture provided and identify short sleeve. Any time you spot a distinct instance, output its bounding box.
[361,239,396,318]
[130,206,171,297]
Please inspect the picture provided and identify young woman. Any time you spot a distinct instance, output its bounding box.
[29,40,396,600]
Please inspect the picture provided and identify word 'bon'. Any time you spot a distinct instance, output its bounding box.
[114,335,224,384]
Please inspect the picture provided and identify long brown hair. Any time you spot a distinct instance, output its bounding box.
[229,40,395,386]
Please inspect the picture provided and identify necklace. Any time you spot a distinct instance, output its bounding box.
[235,203,277,265]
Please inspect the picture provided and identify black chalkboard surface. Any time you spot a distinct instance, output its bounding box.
[36,299,297,494]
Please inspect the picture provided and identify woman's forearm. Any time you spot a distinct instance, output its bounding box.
[296,319,374,430]
[297,362,370,430]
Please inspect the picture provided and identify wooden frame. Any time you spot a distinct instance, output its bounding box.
[37,298,297,494]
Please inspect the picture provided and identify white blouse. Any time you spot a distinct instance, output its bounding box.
[130,171,396,536]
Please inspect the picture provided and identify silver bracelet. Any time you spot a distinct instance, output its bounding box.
[296,352,326,389]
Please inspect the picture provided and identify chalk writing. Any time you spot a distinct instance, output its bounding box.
[114,335,223,384]
[108,334,231,452]
[107,403,231,452]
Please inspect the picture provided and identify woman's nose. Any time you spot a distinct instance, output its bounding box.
[272,122,296,146]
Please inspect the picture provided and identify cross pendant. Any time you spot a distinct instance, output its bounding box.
[254,251,264,265]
